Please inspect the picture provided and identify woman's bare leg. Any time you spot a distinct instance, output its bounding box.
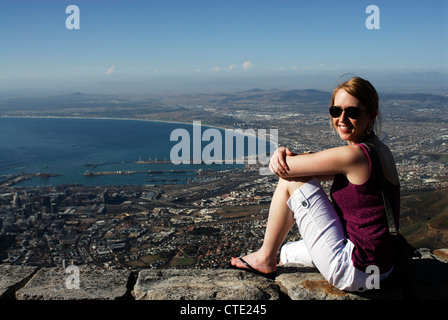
[230,177,310,273]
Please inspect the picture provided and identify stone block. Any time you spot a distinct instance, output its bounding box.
[133,269,280,300]
[275,264,407,300]
[15,266,134,300]
[0,265,38,300]
[433,249,448,262]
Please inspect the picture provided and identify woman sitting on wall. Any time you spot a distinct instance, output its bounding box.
[230,77,400,292]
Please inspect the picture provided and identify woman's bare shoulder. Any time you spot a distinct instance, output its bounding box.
[324,144,368,164]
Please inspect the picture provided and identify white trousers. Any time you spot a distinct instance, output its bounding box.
[280,178,391,292]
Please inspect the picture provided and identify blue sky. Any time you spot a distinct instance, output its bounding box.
[0,0,447,93]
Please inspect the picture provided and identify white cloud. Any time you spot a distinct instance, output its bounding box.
[212,61,254,72]
[242,60,254,70]
[105,66,115,74]
[212,64,238,72]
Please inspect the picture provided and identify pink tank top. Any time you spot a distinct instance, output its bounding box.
[330,143,400,273]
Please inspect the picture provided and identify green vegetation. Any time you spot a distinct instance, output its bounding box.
[169,255,197,267]
[426,153,448,164]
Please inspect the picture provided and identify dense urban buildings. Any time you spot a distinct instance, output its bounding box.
[1,89,447,270]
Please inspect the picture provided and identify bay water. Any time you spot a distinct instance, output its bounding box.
[0,117,257,187]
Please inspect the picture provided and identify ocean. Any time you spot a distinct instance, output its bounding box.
[0,117,267,187]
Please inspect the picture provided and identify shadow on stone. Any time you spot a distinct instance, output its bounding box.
[277,257,448,300]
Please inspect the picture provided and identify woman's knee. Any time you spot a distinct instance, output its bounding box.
[277,176,314,196]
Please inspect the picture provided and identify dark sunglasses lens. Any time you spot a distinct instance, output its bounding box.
[329,107,361,119]
[345,107,361,119]
[329,107,342,117]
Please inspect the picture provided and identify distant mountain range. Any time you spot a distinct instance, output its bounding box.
[1,86,447,113]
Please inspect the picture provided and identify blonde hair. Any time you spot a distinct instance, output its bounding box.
[330,76,381,134]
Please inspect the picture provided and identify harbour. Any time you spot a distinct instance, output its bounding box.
[0,117,247,187]
[83,169,197,176]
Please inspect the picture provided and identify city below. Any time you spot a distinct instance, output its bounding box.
[1,87,447,271]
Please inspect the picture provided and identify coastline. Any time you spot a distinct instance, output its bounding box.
[0,114,234,132]
[0,114,276,151]
[0,116,274,186]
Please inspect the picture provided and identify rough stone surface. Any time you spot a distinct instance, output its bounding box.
[133,269,280,300]
[276,264,358,300]
[15,266,134,300]
[275,264,406,300]
[0,265,38,300]
[0,248,447,300]
[433,249,448,262]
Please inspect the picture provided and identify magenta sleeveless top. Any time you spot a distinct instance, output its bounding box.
[330,143,400,273]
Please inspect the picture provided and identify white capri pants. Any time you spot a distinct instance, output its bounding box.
[280,178,392,292]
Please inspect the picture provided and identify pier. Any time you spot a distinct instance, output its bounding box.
[0,172,61,187]
[83,170,197,177]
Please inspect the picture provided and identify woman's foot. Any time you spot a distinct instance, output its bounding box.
[229,251,277,275]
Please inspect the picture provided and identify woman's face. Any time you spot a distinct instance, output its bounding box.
[332,89,374,144]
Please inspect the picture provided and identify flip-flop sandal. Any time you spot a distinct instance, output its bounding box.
[229,257,276,280]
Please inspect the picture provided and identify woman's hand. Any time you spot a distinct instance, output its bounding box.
[269,146,294,175]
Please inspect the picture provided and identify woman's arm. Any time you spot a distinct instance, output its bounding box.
[270,145,370,184]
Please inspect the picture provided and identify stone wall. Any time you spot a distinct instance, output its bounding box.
[1,248,447,301]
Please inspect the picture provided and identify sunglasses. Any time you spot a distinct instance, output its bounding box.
[329,106,364,119]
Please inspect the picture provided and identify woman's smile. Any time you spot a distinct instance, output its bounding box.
[338,124,353,133]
